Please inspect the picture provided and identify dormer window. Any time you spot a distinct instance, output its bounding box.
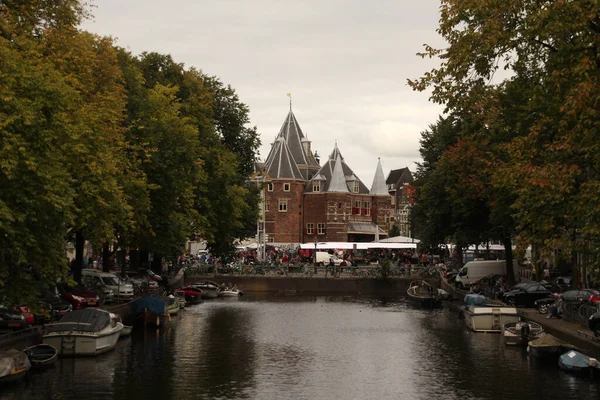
[353,181,360,193]
[284,183,290,192]
[313,181,321,192]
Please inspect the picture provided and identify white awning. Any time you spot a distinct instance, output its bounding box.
[299,242,417,250]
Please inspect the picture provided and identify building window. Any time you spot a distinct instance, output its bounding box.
[306,223,314,234]
[317,223,325,235]
[353,200,361,215]
[284,183,290,192]
[364,201,371,216]
[267,182,273,191]
[278,199,288,212]
[265,202,270,212]
[353,181,360,193]
[267,237,274,243]
[313,181,321,192]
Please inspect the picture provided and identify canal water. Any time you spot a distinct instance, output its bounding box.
[2,294,598,400]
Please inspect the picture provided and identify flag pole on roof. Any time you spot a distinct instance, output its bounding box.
[287,92,292,111]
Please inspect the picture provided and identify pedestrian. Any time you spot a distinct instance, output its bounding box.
[531,266,537,281]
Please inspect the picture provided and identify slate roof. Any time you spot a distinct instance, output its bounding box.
[370,158,388,195]
[264,137,304,180]
[386,167,413,186]
[266,111,320,168]
[305,144,370,193]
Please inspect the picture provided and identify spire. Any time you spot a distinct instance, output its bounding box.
[371,158,389,196]
[327,155,349,193]
[328,142,344,161]
[370,157,388,195]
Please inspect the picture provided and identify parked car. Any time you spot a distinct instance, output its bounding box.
[0,307,27,331]
[496,282,529,302]
[56,283,102,310]
[82,270,134,302]
[503,283,553,307]
[125,271,159,290]
[534,289,600,314]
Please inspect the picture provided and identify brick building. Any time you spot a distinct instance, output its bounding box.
[258,110,396,245]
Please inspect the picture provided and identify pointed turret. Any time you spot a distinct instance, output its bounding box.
[266,111,320,169]
[264,137,304,180]
[370,158,388,195]
[327,155,349,193]
[306,144,369,193]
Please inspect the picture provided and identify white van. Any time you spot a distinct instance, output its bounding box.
[82,270,135,301]
[314,251,343,266]
[454,260,511,289]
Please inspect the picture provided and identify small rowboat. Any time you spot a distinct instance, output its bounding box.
[24,344,58,367]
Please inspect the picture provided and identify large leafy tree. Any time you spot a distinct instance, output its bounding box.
[410,0,600,285]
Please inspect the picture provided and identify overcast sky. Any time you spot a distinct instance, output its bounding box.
[81,0,445,185]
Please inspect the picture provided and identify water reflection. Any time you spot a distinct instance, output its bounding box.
[1,295,598,400]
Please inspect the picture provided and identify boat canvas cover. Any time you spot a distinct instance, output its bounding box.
[529,334,574,351]
[464,294,487,306]
[0,349,31,376]
[46,308,111,333]
[559,350,591,370]
[131,297,166,315]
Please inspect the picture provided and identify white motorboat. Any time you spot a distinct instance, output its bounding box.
[43,308,123,356]
[463,305,519,333]
[220,288,243,297]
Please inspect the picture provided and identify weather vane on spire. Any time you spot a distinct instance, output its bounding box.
[287,92,292,111]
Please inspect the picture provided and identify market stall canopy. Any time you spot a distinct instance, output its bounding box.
[299,242,417,250]
[378,235,420,244]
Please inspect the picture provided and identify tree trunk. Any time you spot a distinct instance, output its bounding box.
[151,253,162,274]
[502,236,515,285]
[571,230,579,289]
[74,231,85,284]
[102,243,111,273]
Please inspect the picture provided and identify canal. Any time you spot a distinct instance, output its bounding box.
[2,294,598,400]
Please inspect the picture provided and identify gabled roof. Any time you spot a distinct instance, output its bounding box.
[305,144,369,193]
[386,167,413,186]
[370,158,388,195]
[267,110,319,168]
[264,137,304,180]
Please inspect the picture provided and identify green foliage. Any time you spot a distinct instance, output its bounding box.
[388,225,400,238]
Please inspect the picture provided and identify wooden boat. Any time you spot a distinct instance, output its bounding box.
[559,350,599,373]
[528,333,576,359]
[463,305,519,332]
[23,344,58,367]
[502,321,544,346]
[131,297,168,329]
[407,280,442,308]
[43,309,124,356]
[0,349,31,384]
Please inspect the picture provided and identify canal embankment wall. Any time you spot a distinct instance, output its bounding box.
[186,275,440,295]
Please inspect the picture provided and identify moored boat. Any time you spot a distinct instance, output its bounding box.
[166,296,181,315]
[43,308,124,356]
[502,321,544,346]
[0,349,31,384]
[23,344,58,367]
[174,287,203,304]
[191,281,221,299]
[120,325,133,337]
[559,350,599,373]
[131,297,168,329]
[528,333,576,359]
[407,280,442,308]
